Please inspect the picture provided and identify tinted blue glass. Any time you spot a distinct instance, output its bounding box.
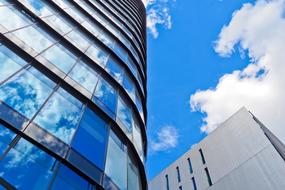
[71,108,108,170]
[0,138,56,190]
[105,58,124,84]
[23,0,54,17]
[0,67,56,120]
[0,124,16,156]
[51,164,89,190]
[68,61,99,93]
[33,88,83,144]
[0,44,26,83]
[85,43,109,68]
[122,74,135,101]
[114,44,128,62]
[117,97,132,133]
[93,78,117,114]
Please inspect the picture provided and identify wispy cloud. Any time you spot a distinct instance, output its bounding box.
[143,0,175,38]
[190,0,285,142]
[150,125,179,152]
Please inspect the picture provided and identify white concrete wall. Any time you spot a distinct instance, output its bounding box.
[149,108,285,190]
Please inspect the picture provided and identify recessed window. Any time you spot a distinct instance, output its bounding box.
[165,174,169,190]
[187,157,193,174]
[199,148,206,164]
[176,166,181,183]
[192,177,197,190]
[205,167,212,186]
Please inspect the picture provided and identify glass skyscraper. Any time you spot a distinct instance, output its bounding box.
[0,0,147,189]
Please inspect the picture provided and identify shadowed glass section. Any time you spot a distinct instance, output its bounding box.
[0,138,56,190]
[51,164,89,190]
[133,119,144,162]
[68,61,99,93]
[123,73,135,101]
[93,78,118,115]
[105,131,127,190]
[128,153,142,190]
[71,108,108,170]
[40,43,77,74]
[0,67,56,120]
[0,44,27,83]
[33,88,83,144]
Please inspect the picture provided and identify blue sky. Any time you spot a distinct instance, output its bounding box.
[144,0,277,180]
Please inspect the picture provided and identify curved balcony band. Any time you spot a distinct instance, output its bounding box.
[0,0,147,190]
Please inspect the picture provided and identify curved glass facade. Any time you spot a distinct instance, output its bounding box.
[0,0,147,189]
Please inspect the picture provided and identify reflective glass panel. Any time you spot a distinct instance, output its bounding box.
[41,43,77,73]
[128,154,141,190]
[12,25,54,53]
[0,44,26,83]
[33,88,83,144]
[93,78,117,114]
[133,119,144,162]
[0,6,33,31]
[0,124,16,156]
[0,138,56,190]
[0,67,56,120]
[69,61,99,93]
[22,0,55,17]
[105,131,127,190]
[114,44,128,62]
[123,74,135,101]
[65,30,91,52]
[43,14,73,35]
[71,108,108,170]
[117,97,132,133]
[81,20,101,37]
[98,32,115,49]
[85,43,108,68]
[105,58,124,84]
[51,164,89,190]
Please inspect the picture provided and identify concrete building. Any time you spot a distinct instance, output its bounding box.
[0,0,147,189]
[149,107,285,190]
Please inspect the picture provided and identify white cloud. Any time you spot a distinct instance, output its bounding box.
[150,125,179,152]
[190,0,285,142]
[144,0,174,38]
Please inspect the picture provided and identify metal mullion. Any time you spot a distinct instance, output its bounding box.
[0,63,30,86]
[2,22,35,35]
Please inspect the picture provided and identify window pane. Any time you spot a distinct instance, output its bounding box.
[0,6,33,31]
[123,74,135,101]
[105,58,124,84]
[0,124,16,156]
[114,44,128,62]
[22,0,55,17]
[0,67,56,120]
[0,44,26,82]
[71,108,108,170]
[93,78,117,114]
[85,43,108,68]
[12,25,54,53]
[128,154,141,190]
[33,88,83,144]
[0,138,56,190]
[105,131,127,190]
[43,14,73,35]
[65,30,91,52]
[51,164,89,190]
[69,61,99,93]
[98,32,115,49]
[117,97,132,133]
[133,119,144,162]
[41,43,77,73]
